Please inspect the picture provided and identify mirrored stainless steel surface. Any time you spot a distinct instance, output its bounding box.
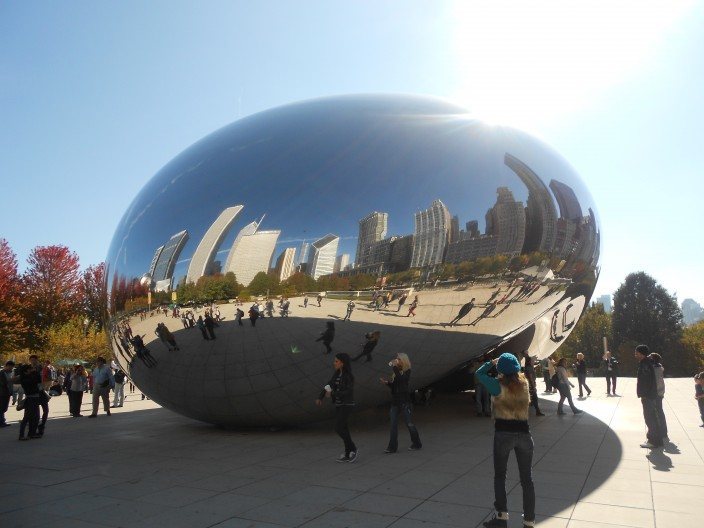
[105,94,600,426]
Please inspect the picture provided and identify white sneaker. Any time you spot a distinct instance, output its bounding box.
[640,442,659,449]
[347,450,358,463]
[336,454,350,463]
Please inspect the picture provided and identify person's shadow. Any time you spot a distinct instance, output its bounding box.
[663,439,681,455]
[647,449,674,471]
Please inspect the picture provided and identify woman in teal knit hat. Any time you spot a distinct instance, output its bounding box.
[475,352,535,528]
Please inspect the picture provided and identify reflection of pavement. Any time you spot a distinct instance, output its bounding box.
[1,378,701,528]
[117,282,568,426]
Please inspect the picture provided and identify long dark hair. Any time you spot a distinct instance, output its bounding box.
[335,352,353,380]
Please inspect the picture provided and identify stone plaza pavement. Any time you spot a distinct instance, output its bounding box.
[1,377,702,528]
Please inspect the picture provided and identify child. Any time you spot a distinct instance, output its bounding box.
[695,372,704,427]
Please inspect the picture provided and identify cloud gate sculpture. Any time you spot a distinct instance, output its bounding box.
[106,94,600,426]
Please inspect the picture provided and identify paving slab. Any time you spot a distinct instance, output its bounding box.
[1,377,702,527]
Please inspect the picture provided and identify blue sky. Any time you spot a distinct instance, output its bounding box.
[1,1,703,305]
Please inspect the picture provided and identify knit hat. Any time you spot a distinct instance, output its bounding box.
[496,353,521,375]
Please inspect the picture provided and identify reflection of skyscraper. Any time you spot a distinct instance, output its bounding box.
[274,248,296,282]
[227,230,280,287]
[465,220,480,239]
[356,212,388,267]
[298,241,310,266]
[485,187,526,256]
[597,294,612,313]
[333,253,350,273]
[223,221,258,273]
[450,215,460,244]
[410,199,451,268]
[152,230,189,284]
[308,234,339,279]
[148,245,164,277]
[186,206,243,284]
[549,180,583,220]
[504,153,557,254]
[389,235,413,271]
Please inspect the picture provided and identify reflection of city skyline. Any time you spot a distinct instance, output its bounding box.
[143,152,599,290]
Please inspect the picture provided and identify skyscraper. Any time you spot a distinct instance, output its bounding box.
[308,234,340,279]
[274,247,296,282]
[549,180,583,221]
[227,230,281,287]
[186,205,243,284]
[148,245,164,278]
[333,253,350,273]
[504,153,557,254]
[298,241,310,266]
[450,215,460,244]
[596,294,612,313]
[223,221,258,273]
[356,212,388,267]
[410,199,451,268]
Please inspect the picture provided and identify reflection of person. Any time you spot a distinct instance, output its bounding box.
[343,300,355,321]
[235,308,244,326]
[248,304,259,327]
[541,358,552,393]
[470,301,496,326]
[303,296,309,308]
[635,345,663,449]
[397,294,407,312]
[407,296,418,317]
[352,331,380,362]
[316,321,335,354]
[602,351,619,396]
[155,323,180,351]
[380,353,422,453]
[475,353,535,528]
[448,298,475,326]
[649,353,668,443]
[204,313,218,338]
[473,354,492,417]
[18,364,42,440]
[317,294,323,307]
[573,353,591,398]
[196,316,209,340]
[112,369,126,408]
[316,353,358,463]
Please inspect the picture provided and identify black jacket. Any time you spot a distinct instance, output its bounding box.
[318,370,354,406]
[385,367,411,405]
[603,356,619,373]
[574,360,587,376]
[636,357,657,399]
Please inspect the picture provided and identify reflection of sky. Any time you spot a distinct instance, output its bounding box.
[107,95,598,284]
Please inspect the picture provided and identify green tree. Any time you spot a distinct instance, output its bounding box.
[612,272,684,370]
[558,303,612,368]
[248,272,280,296]
[282,272,317,295]
[349,273,376,290]
[679,320,704,375]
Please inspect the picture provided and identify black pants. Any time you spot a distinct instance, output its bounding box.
[606,374,617,394]
[0,393,9,425]
[69,390,84,416]
[38,392,49,434]
[528,385,541,413]
[642,397,664,446]
[334,406,356,456]
[654,397,668,439]
[19,396,40,438]
[577,374,591,397]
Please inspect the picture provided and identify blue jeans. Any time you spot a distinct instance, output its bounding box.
[493,430,535,521]
[388,403,422,451]
[475,383,491,415]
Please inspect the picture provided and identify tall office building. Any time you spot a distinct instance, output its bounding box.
[308,234,340,279]
[465,220,480,238]
[485,187,526,256]
[549,180,583,221]
[504,153,557,254]
[450,215,460,244]
[596,294,612,313]
[274,247,296,282]
[356,212,388,267]
[410,199,451,268]
[186,205,243,284]
[297,241,310,266]
[227,230,281,287]
[148,245,164,277]
[151,230,190,291]
[333,253,350,273]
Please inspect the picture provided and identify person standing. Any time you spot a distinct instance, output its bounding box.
[407,295,419,317]
[204,312,218,337]
[89,357,114,418]
[475,353,535,528]
[303,296,309,308]
[635,345,663,449]
[235,307,244,326]
[0,361,15,428]
[196,316,210,340]
[380,353,422,453]
[69,365,87,417]
[112,369,126,408]
[315,353,358,463]
[352,331,380,362]
[603,351,619,396]
[397,293,407,312]
[573,353,591,398]
[316,321,335,354]
[473,355,492,417]
[540,358,552,394]
[448,298,476,326]
[695,372,704,427]
[17,364,42,440]
[552,358,582,415]
[317,294,323,307]
[648,353,668,443]
[521,352,544,416]
[248,304,259,327]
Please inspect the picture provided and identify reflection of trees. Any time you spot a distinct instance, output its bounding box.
[175,272,242,304]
